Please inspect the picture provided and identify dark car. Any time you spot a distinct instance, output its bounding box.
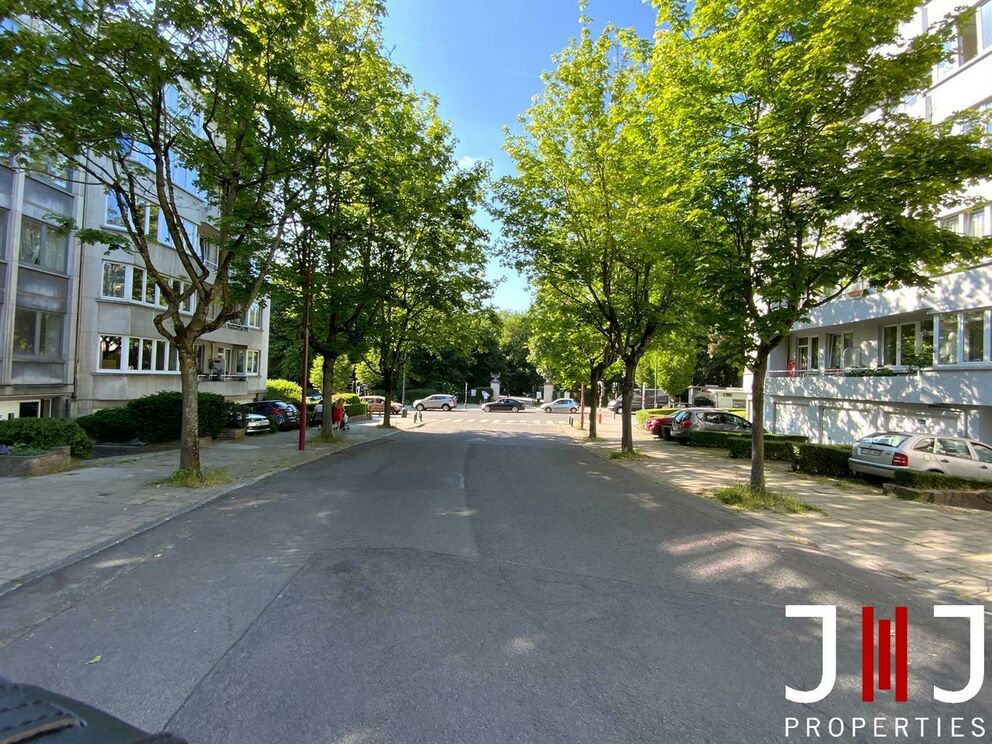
[670,408,751,442]
[482,397,521,412]
[246,400,300,430]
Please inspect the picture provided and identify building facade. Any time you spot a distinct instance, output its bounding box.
[763,0,992,445]
[1,147,270,420]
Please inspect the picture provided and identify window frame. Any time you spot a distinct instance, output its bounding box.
[19,216,68,274]
[12,307,64,359]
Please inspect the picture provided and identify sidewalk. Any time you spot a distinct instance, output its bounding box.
[565,413,992,602]
[0,417,419,595]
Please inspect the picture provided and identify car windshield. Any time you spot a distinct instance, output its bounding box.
[860,434,909,448]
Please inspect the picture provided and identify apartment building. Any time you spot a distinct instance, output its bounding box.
[763,0,992,445]
[1,124,270,419]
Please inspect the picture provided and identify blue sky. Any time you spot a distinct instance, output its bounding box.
[380,0,657,312]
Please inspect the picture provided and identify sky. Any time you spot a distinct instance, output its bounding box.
[380,0,658,312]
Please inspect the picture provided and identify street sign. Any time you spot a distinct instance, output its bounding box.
[471,389,476,396]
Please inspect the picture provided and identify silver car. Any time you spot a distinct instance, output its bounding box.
[413,394,458,411]
[670,408,751,441]
[543,398,579,413]
[849,432,992,480]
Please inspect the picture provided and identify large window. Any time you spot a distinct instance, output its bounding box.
[246,302,261,328]
[966,207,986,237]
[882,323,918,366]
[939,312,960,364]
[101,334,180,373]
[13,308,62,358]
[19,217,67,273]
[828,332,854,368]
[246,349,259,375]
[964,310,986,362]
[105,191,127,228]
[794,336,819,371]
[983,1,992,51]
[102,261,126,298]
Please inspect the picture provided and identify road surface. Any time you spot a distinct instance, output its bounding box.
[0,412,988,742]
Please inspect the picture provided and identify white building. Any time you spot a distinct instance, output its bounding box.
[763,0,992,445]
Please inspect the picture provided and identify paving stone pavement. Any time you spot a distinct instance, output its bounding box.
[565,413,992,603]
[0,418,419,594]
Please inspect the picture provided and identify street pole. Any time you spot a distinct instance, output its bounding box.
[464,381,468,409]
[401,364,406,406]
[579,384,585,430]
[298,241,311,451]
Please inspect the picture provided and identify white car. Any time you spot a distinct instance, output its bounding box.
[543,398,579,413]
[413,394,458,411]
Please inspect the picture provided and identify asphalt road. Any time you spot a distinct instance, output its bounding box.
[0,413,988,743]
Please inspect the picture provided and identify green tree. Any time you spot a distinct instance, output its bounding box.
[496,24,699,452]
[0,0,321,478]
[649,0,992,489]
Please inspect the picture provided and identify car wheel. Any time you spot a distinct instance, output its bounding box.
[441,404,451,411]
[511,406,519,412]
[273,414,286,430]
[483,405,491,412]
[416,404,425,411]
[570,407,577,413]
[544,407,552,413]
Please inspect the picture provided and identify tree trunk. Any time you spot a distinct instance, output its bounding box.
[321,352,338,437]
[588,367,600,439]
[620,358,637,453]
[749,348,770,491]
[178,345,201,477]
[382,368,393,427]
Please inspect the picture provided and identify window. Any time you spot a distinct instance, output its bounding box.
[938,312,959,364]
[105,191,127,228]
[939,215,960,234]
[828,332,854,368]
[913,438,934,453]
[794,336,819,371]
[246,302,261,328]
[973,442,992,463]
[966,208,986,237]
[13,308,62,358]
[920,317,935,366]
[882,323,918,366]
[101,262,126,298]
[99,335,123,370]
[963,310,986,362]
[128,337,140,370]
[198,237,218,269]
[958,14,979,63]
[235,349,246,375]
[19,217,67,273]
[936,438,973,459]
[131,266,146,302]
[983,1,992,50]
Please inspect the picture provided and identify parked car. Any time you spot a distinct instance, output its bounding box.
[483,397,521,412]
[607,395,643,414]
[848,432,992,481]
[245,400,300,431]
[226,408,272,435]
[413,394,458,411]
[305,392,322,408]
[360,395,403,415]
[543,398,579,413]
[670,408,751,442]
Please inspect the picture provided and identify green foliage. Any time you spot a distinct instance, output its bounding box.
[726,435,804,462]
[795,444,853,477]
[161,467,231,488]
[893,469,991,492]
[76,407,139,444]
[266,379,303,406]
[715,484,823,514]
[687,430,745,449]
[126,392,229,443]
[0,418,93,459]
[344,403,368,418]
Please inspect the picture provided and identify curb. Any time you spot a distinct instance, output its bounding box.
[0,429,401,600]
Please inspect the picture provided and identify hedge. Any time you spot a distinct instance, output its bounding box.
[76,406,139,443]
[266,378,303,406]
[795,444,852,477]
[345,402,368,418]
[893,469,991,492]
[332,392,362,406]
[726,435,804,462]
[125,391,229,442]
[0,418,93,458]
[687,430,743,448]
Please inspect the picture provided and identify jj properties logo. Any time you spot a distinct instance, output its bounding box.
[784,604,988,740]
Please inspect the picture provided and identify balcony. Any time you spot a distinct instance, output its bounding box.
[765,366,992,407]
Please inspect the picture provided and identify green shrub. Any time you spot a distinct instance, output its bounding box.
[332,392,362,406]
[893,469,991,491]
[634,408,678,427]
[76,406,139,443]
[796,444,852,476]
[726,434,802,463]
[126,391,229,442]
[687,430,742,448]
[0,417,93,458]
[344,402,368,418]
[266,378,302,406]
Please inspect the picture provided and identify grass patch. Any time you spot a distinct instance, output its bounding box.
[309,432,341,445]
[158,466,232,488]
[714,482,824,514]
[610,449,647,461]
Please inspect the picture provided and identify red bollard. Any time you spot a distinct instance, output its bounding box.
[598,413,602,424]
